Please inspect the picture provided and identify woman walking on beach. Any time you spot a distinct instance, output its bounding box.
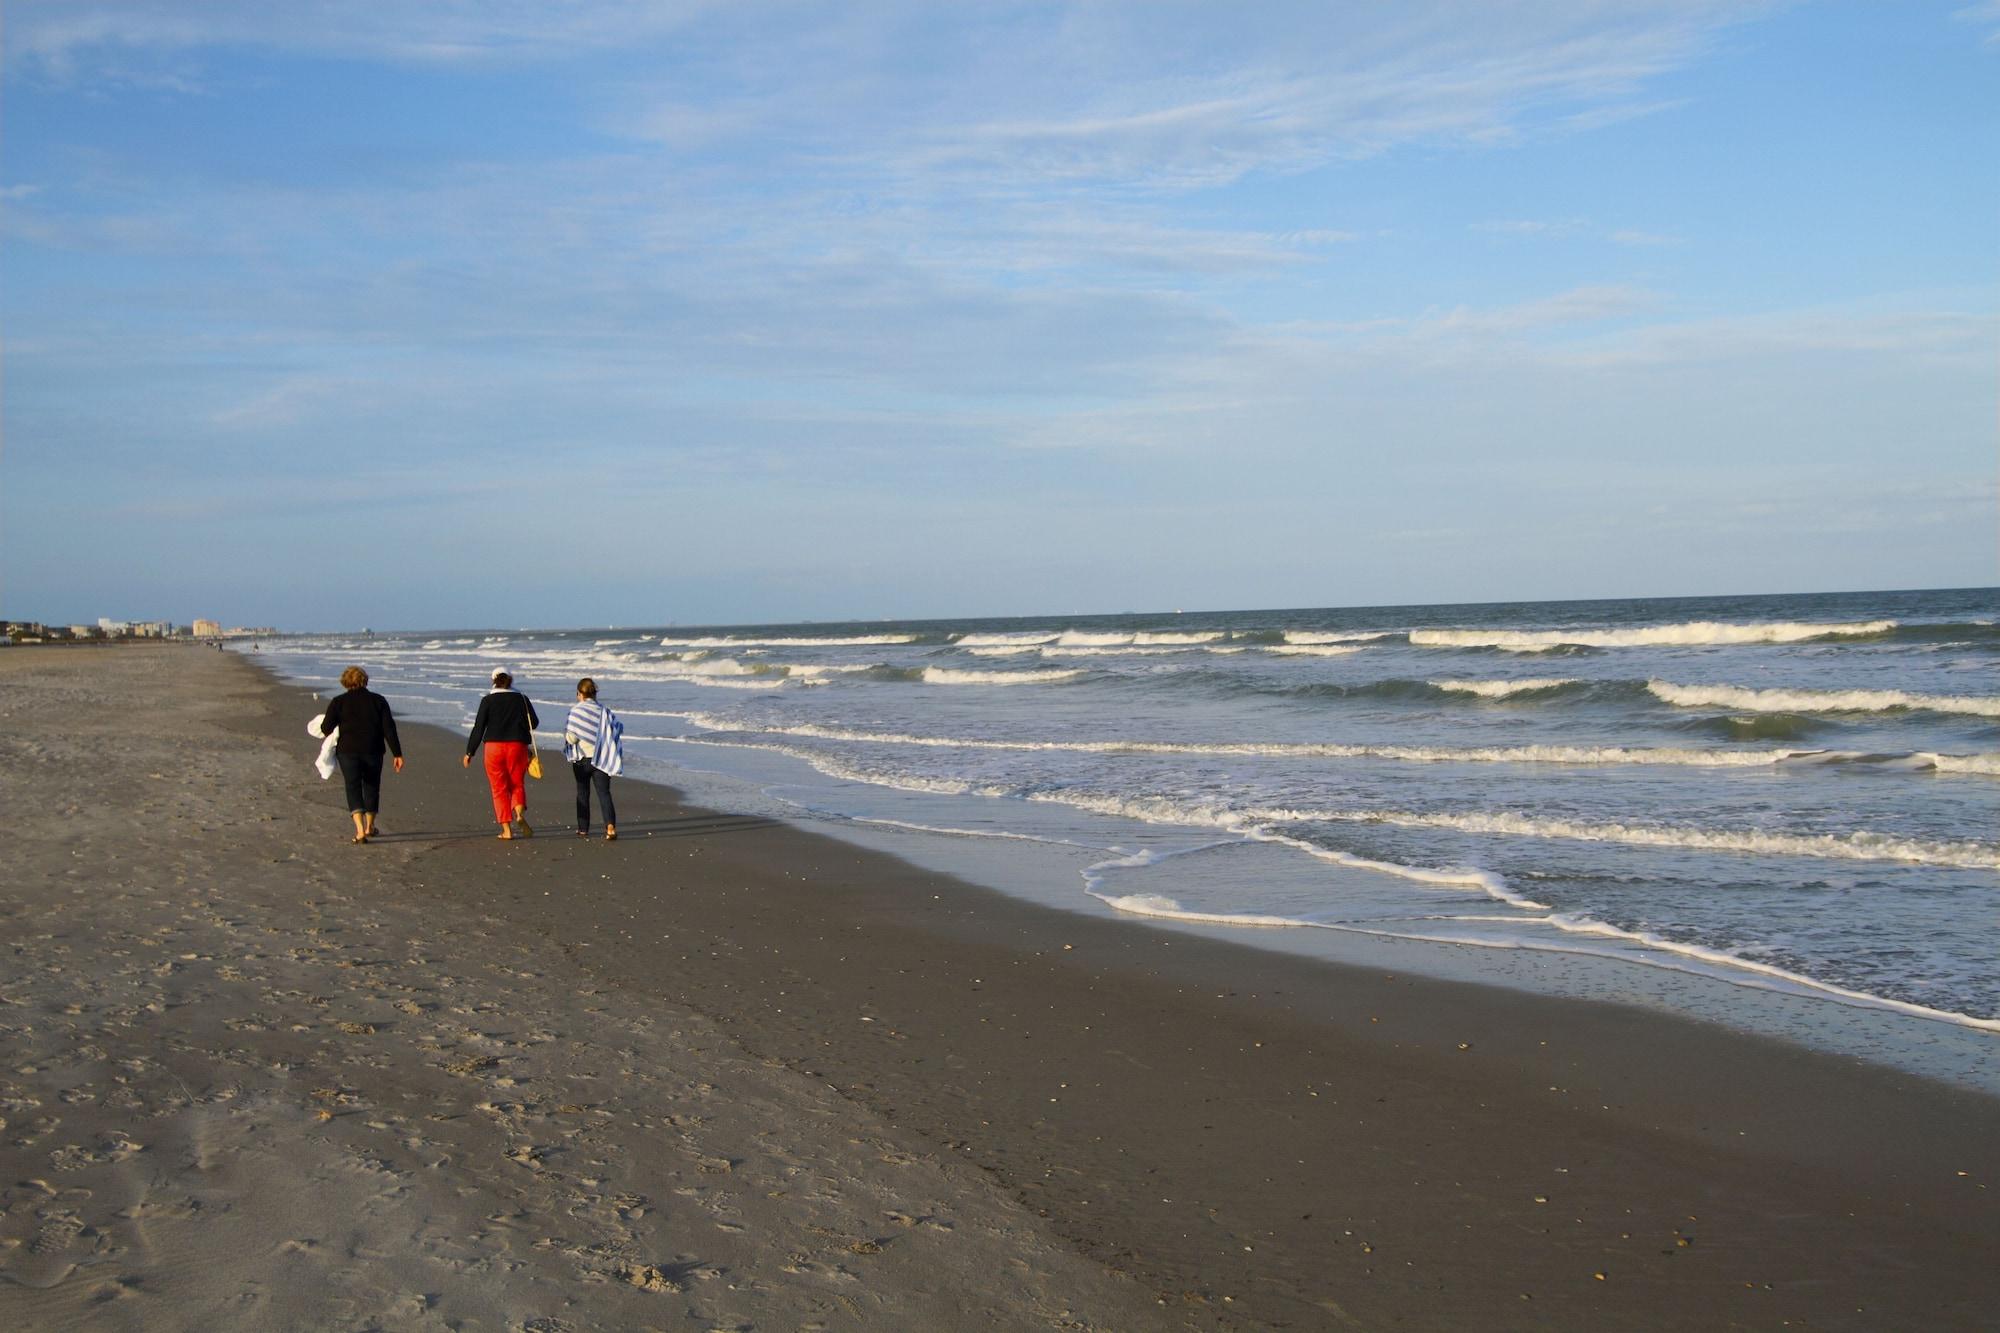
[563,677,626,840]
[464,668,540,839]
[320,666,404,843]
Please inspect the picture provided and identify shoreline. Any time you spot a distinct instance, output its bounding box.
[6,645,1997,1328]
[646,727,2000,1092]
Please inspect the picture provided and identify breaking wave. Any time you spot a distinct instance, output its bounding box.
[1263,807,2000,871]
[1411,619,1898,651]
[956,631,1057,646]
[919,667,1086,686]
[1648,680,2000,718]
[1030,789,2000,871]
[684,716,1872,770]
[1432,677,1581,699]
[1283,631,1393,644]
[654,634,920,647]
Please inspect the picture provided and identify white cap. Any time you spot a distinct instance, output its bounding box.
[491,666,508,681]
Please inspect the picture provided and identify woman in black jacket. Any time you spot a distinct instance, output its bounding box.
[464,668,541,838]
[320,665,404,843]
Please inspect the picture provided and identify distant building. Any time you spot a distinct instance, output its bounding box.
[98,617,130,634]
[70,625,97,638]
[192,618,222,637]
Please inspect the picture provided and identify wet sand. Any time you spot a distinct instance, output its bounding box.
[2,645,1996,1330]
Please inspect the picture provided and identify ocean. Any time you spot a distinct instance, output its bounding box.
[255,587,2000,1034]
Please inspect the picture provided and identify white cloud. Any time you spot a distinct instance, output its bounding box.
[1608,228,1681,247]
[1473,218,1588,235]
[1954,2,2000,45]
[1408,284,1663,337]
[878,17,1731,191]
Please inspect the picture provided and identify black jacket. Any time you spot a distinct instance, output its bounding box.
[466,689,540,754]
[322,688,402,758]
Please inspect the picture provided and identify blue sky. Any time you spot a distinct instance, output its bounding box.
[3,1,1993,629]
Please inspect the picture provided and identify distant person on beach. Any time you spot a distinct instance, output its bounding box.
[319,665,404,843]
[464,668,540,839]
[563,677,626,840]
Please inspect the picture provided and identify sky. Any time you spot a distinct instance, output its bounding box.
[2,1,1994,630]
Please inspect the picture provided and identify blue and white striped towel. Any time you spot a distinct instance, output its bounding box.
[563,699,625,775]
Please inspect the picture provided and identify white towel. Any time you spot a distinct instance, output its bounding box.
[307,714,338,780]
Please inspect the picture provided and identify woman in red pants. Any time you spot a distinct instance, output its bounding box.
[463,668,541,838]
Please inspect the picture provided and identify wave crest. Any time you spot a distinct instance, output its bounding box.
[1432,677,1581,699]
[1411,619,1897,651]
[1648,680,2000,718]
[919,667,1086,686]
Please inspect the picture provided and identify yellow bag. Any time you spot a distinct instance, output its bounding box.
[527,747,544,780]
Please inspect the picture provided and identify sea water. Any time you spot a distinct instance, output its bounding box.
[255,587,2000,1041]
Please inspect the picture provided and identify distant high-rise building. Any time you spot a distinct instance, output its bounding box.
[193,618,222,637]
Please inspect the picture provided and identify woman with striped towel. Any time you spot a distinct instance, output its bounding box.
[563,677,625,840]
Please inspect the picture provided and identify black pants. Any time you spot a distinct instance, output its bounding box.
[338,753,384,814]
[573,759,616,831]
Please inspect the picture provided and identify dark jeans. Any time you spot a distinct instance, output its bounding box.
[573,759,617,831]
[338,753,384,814]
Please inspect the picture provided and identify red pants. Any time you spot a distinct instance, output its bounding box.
[482,742,531,824]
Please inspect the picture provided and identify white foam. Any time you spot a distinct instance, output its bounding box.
[955,631,1058,646]
[784,663,879,679]
[1001,788,2000,872]
[1089,890,1311,928]
[677,717,1811,769]
[1133,631,1225,645]
[1928,752,2000,776]
[1283,631,1391,644]
[655,634,919,647]
[654,656,771,677]
[1264,645,1364,657]
[1039,790,1545,912]
[1433,677,1581,698]
[1411,619,1897,651]
[1647,680,2000,718]
[1033,629,1223,647]
[1083,887,2000,1031]
[1259,806,2000,871]
[919,667,1086,686]
[964,645,1042,656]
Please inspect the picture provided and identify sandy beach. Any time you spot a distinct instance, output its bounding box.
[3,645,1996,1331]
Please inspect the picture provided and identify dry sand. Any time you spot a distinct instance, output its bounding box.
[0,647,1161,1330]
[2,644,1997,1331]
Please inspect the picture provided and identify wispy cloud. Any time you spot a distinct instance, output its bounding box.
[1473,219,1683,247]
[1954,2,2000,46]
[1473,218,1588,236]
[865,10,1747,192]
[1608,228,1681,247]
